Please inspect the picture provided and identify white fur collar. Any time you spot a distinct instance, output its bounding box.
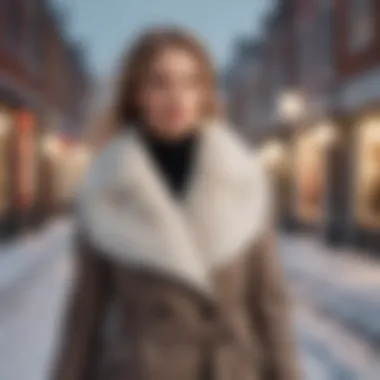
[76,122,272,294]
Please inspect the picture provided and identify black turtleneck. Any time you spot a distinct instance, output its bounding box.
[140,129,200,198]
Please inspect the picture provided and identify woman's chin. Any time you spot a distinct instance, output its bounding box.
[156,125,195,141]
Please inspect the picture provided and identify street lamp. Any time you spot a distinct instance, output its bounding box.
[277,90,306,124]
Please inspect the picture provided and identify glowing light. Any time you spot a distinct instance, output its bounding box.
[277,90,305,122]
[42,134,61,156]
[315,122,339,147]
[260,140,287,170]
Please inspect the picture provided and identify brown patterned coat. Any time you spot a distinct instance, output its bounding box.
[51,123,300,380]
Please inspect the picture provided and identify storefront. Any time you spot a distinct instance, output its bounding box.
[14,110,39,229]
[55,138,75,211]
[353,116,380,227]
[0,83,47,238]
[66,144,91,203]
[292,121,339,230]
[260,139,292,228]
[56,140,92,212]
[0,107,13,236]
[40,132,63,216]
[39,133,91,215]
[350,114,380,249]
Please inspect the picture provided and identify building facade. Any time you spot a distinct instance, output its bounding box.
[227,0,380,252]
[330,0,380,248]
[224,38,263,138]
[0,0,92,239]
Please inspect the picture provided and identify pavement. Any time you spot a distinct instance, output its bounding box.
[0,224,379,379]
[0,229,73,380]
[0,219,72,292]
[280,234,380,350]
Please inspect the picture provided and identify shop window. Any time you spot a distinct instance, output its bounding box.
[355,119,380,228]
[294,123,337,224]
[349,0,375,53]
[260,140,291,215]
[296,22,310,85]
[0,109,13,215]
[294,132,325,222]
[16,111,38,210]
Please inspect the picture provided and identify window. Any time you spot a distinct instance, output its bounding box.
[266,35,287,112]
[27,3,44,73]
[349,0,375,52]
[294,128,328,223]
[296,18,315,86]
[355,117,380,228]
[3,0,23,53]
[318,0,334,77]
[0,108,13,214]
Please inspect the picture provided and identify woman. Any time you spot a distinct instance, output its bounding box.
[52,27,299,380]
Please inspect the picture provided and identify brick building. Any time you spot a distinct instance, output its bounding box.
[329,0,380,248]
[227,0,380,252]
[224,37,263,138]
[0,0,92,238]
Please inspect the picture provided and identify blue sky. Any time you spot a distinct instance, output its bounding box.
[53,0,273,79]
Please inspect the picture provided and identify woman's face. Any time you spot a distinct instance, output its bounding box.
[137,47,206,140]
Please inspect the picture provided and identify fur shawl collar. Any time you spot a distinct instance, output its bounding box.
[76,122,272,294]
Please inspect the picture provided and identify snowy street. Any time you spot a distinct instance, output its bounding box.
[281,234,380,352]
[0,224,379,380]
[283,235,380,379]
[0,220,73,380]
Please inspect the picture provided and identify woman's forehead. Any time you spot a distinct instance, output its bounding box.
[148,47,202,74]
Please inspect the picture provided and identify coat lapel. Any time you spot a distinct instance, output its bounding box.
[76,122,272,295]
[183,123,272,270]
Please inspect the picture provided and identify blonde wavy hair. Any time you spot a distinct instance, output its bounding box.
[88,26,221,149]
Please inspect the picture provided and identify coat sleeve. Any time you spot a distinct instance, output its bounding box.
[248,230,300,380]
[49,236,111,380]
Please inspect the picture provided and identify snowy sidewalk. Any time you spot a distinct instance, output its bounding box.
[280,234,380,347]
[0,219,73,293]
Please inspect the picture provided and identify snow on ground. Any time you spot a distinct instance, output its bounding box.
[0,227,379,379]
